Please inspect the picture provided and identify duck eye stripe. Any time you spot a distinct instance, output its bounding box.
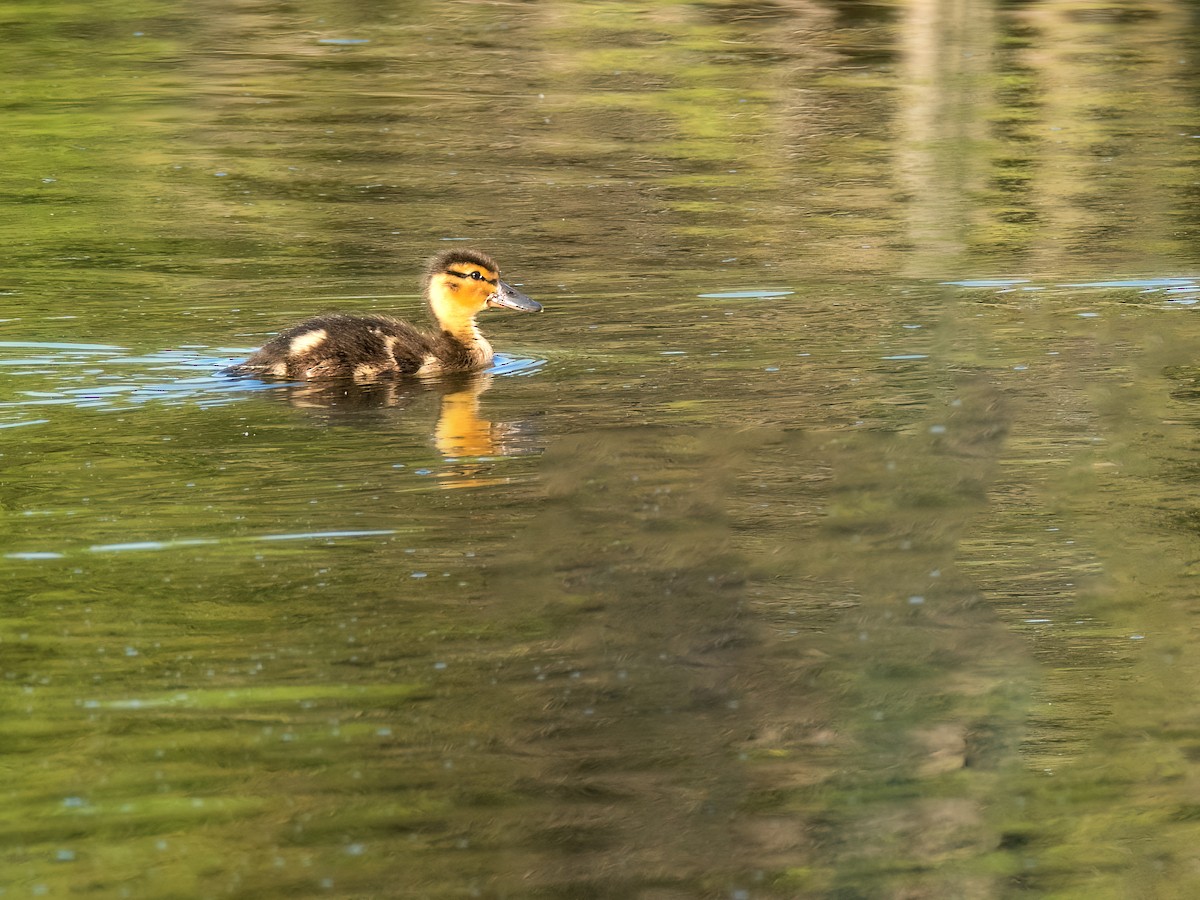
[446,269,497,285]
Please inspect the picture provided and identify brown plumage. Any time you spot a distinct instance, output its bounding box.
[227,249,540,381]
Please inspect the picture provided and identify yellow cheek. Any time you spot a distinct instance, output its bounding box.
[448,286,486,311]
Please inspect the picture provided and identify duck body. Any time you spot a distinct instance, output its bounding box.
[233,312,487,381]
[228,249,539,381]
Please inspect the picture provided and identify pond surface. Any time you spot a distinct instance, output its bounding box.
[5,0,1200,897]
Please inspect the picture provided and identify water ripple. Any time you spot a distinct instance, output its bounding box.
[0,343,546,428]
[946,276,1199,296]
[5,529,400,561]
[944,276,1200,306]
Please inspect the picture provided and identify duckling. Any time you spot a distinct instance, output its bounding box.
[228,249,540,381]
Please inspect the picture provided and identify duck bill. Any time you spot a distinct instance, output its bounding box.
[487,280,542,313]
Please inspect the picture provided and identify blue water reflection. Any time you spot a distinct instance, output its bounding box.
[0,342,545,425]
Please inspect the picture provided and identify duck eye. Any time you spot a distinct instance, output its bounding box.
[469,271,482,280]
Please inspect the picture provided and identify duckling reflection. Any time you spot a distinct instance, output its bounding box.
[275,371,535,488]
[432,373,536,489]
[279,376,422,412]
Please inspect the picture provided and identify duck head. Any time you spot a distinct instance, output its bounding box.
[425,248,541,335]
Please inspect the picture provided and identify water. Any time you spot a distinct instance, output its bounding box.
[4,0,1200,896]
